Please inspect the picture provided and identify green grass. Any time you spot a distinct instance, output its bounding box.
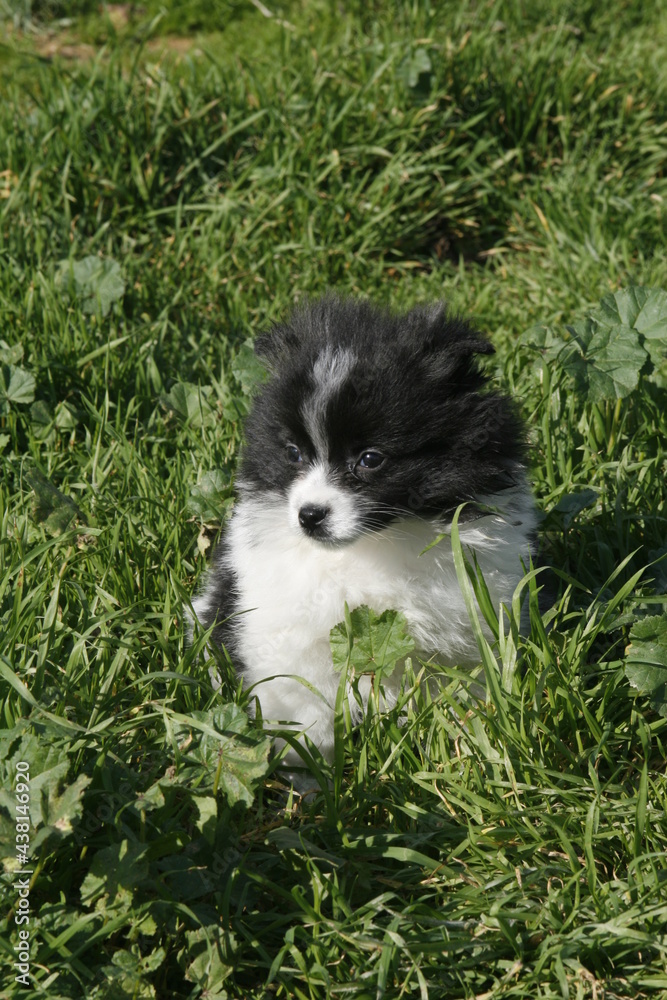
[1,1,667,997]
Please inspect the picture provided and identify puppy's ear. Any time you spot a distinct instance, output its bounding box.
[421,312,495,386]
[444,335,495,357]
[419,306,494,357]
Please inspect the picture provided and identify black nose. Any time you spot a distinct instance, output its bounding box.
[298,504,330,533]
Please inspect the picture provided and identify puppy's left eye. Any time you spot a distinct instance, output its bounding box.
[285,444,303,464]
[356,450,385,470]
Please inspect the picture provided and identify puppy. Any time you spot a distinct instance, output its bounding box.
[191,295,539,774]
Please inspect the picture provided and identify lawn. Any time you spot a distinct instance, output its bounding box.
[1,1,667,997]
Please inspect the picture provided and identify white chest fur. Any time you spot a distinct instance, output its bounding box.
[213,479,537,763]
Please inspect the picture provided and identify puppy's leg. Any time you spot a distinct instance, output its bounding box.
[242,632,339,784]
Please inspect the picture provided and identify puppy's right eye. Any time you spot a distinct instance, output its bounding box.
[357,450,385,470]
[285,444,303,464]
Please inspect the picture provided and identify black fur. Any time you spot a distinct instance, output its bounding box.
[242,294,525,521]
[206,561,240,653]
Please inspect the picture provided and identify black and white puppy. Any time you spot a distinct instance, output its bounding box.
[191,296,538,770]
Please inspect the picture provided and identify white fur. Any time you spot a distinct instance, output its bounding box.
[196,470,538,770]
[287,462,364,543]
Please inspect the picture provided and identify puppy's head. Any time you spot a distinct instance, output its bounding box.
[239,295,524,545]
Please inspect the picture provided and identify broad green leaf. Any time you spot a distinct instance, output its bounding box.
[205,702,249,735]
[400,48,432,88]
[592,286,667,386]
[0,735,88,858]
[161,381,216,428]
[30,399,52,426]
[80,840,149,910]
[0,363,36,410]
[133,781,166,814]
[330,605,415,678]
[560,317,648,401]
[99,947,165,998]
[232,339,268,395]
[177,705,271,807]
[0,339,24,364]
[625,614,667,717]
[550,489,598,527]
[193,795,218,845]
[523,287,667,398]
[3,728,69,787]
[54,401,78,430]
[593,286,667,338]
[56,255,125,316]
[156,850,217,901]
[518,324,562,351]
[24,467,80,535]
[30,773,91,854]
[188,468,233,520]
[184,924,234,991]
